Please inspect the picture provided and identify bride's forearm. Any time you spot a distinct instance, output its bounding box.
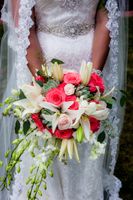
[26,27,45,77]
[92,8,110,70]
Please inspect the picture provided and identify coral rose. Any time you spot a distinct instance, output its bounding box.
[64,72,81,85]
[31,113,45,132]
[89,116,100,133]
[65,95,79,110]
[57,82,66,92]
[53,129,73,139]
[45,88,66,106]
[35,75,45,83]
[88,73,105,93]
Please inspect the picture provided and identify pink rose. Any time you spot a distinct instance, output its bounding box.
[58,114,72,130]
[64,72,81,85]
[64,84,75,95]
[53,129,73,139]
[88,73,105,93]
[65,95,79,110]
[89,116,100,133]
[45,88,66,106]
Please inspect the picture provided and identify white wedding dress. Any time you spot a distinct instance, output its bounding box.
[8,0,114,200]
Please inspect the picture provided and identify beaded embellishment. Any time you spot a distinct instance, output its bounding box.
[38,23,94,38]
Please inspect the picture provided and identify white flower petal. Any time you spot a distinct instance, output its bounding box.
[61,101,74,113]
[67,139,74,159]
[80,117,92,141]
[39,101,58,112]
[59,139,67,159]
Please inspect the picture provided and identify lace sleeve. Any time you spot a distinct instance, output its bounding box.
[14,0,36,86]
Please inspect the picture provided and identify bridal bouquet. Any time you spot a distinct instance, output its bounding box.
[0,59,115,199]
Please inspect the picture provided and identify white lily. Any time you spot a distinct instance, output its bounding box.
[90,109,109,120]
[59,139,68,159]
[93,86,101,101]
[59,139,80,162]
[102,87,115,98]
[13,79,43,117]
[68,101,97,127]
[80,116,92,141]
[80,60,93,85]
[51,62,63,81]
[41,101,74,132]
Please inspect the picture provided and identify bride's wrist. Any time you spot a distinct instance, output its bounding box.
[92,68,103,76]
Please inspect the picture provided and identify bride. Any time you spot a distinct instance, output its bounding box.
[0,0,127,199]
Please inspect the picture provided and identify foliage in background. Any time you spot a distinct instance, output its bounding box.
[115,16,133,200]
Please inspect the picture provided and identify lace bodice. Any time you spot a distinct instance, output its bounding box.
[35,0,99,37]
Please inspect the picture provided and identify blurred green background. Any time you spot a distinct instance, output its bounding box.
[0,15,133,200]
[115,16,133,200]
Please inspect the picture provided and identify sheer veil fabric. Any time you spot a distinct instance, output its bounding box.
[0,0,128,199]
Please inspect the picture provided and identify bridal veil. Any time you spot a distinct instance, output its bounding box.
[0,0,128,199]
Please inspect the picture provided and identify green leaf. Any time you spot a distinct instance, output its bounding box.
[37,69,43,76]
[5,149,11,158]
[30,165,36,174]
[35,80,43,87]
[102,96,114,105]
[43,79,59,94]
[51,58,64,65]
[107,103,113,109]
[120,95,127,107]
[76,126,84,143]
[49,170,54,177]
[0,103,3,108]
[0,160,3,168]
[17,166,21,173]
[112,97,117,101]
[120,89,128,96]
[19,89,26,100]
[30,151,35,158]
[23,120,30,135]
[97,131,106,143]
[43,183,47,190]
[38,190,42,196]
[15,120,21,134]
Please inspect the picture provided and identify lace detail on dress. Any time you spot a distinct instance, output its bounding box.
[15,0,35,87]
[105,0,121,173]
[103,172,122,200]
[103,0,122,199]
[59,0,82,10]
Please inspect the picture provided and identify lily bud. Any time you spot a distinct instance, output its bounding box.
[67,139,74,159]
[80,60,92,85]
[51,62,63,82]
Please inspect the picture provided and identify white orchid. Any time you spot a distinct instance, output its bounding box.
[90,141,106,160]
[80,60,93,85]
[13,79,43,117]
